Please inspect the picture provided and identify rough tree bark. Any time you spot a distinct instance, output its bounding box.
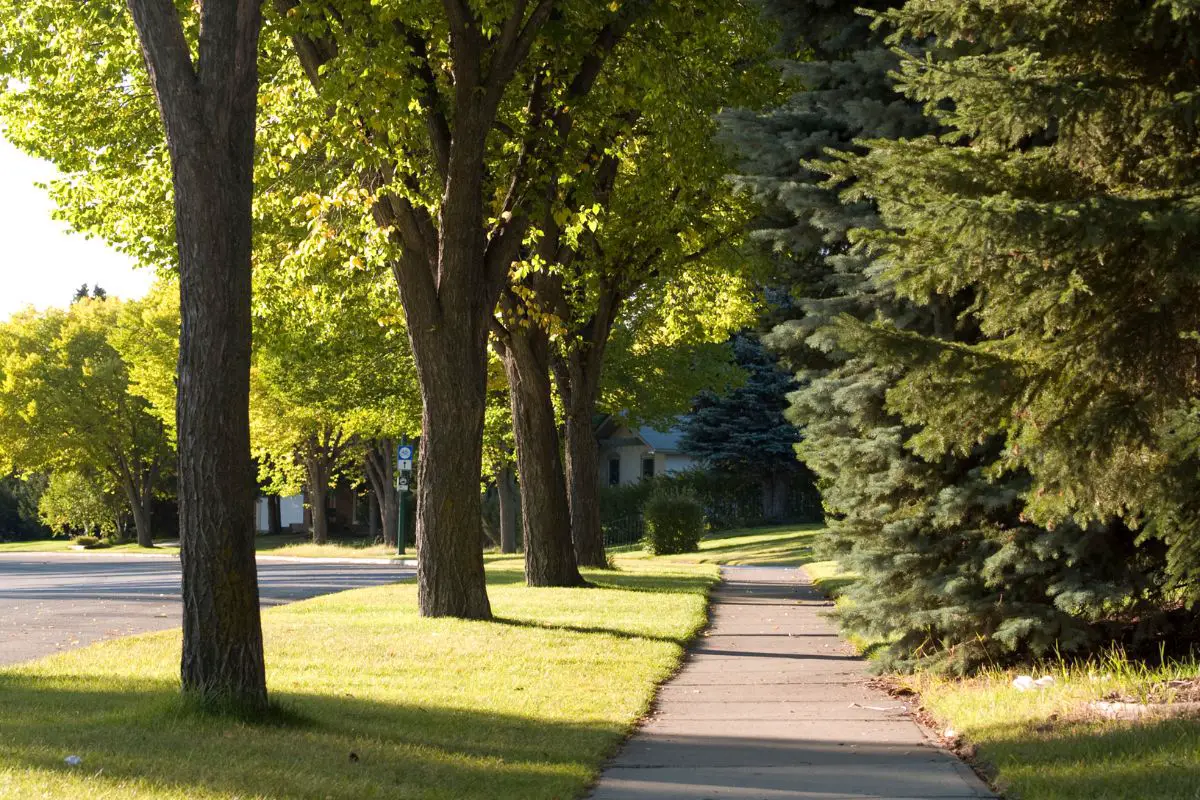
[553,286,624,568]
[497,463,518,554]
[496,326,584,587]
[125,0,267,709]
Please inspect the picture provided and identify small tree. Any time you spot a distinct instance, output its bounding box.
[38,471,121,539]
[0,300,171,547]
[680,335,805,520]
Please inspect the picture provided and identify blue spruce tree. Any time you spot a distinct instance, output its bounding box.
[725,0,1163,672]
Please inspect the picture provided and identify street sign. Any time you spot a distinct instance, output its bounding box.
[397,445,414,461]
[398,459,413,472]
[398,478,410,491]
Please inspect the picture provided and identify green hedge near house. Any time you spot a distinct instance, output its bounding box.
[643,491,705,555]
[600,468,822,541]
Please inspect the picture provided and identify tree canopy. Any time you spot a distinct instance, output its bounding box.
[0,298,171,547]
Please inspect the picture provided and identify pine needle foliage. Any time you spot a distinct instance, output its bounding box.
[833,0,1200,592]
[729,0,1171,673]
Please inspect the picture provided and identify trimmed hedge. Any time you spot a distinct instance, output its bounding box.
[643,491,704,555]
[600,468,822,534]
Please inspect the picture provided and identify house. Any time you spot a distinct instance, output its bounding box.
[254,494,306,533]
[594,416,698,487]
[254,482,361,534]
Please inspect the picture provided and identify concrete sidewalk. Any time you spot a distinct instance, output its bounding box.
[589,565,994,800]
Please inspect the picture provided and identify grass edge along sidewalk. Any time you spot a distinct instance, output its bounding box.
[677,525,1200,800]
[0,558,715,800]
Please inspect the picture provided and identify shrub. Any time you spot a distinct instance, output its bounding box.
[599,468,824,534]
[643,491,704,555]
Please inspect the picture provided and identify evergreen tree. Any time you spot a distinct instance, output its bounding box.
[726,0,1161,672]
[680,335,805,520]
[830,1,1200,596]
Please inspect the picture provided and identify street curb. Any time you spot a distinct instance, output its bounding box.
[255,555,417,567]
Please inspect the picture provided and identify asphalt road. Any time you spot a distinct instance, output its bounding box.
[0,554,414,666]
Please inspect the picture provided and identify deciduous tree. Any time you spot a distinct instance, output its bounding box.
[0,300,171,548]
[0,0,269,706]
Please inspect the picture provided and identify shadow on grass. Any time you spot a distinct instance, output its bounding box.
[968,715,1200,799]
[482,565,716,596]
[0,673,623,800]
[491,616,691,646]
[586,570,715,596]
[689,525,826,565]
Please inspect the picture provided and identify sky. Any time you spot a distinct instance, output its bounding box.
[0,136,154,320]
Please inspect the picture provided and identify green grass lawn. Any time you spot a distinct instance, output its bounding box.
[621,523,852,593]
[9,522,1198,799]
[0,557,716,800]
[910,651,1200,799]
[0,534,395,559]
[0,539,173,554]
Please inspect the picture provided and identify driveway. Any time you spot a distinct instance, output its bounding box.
[0,553,414,666]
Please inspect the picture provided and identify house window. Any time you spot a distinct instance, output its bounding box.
[642,457,656,480]
[609,457,621,486]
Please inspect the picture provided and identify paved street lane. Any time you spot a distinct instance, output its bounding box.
[0,554,414,665]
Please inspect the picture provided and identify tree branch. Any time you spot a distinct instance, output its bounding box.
[394,20,451,179]
[126,0,200,142]
[442,0,481,88]
[485,0,556,107]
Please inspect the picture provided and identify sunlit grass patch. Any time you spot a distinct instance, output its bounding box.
[0,539,175,553]
[0,559,717,800]
[909,649,1200,799]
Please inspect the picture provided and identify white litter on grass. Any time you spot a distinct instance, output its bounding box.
[1013,675,1057,691]
[64,755,82,767]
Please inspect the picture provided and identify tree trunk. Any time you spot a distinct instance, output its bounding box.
[411,334,493,617]
[498,463,518,554]
[131,494,154,547]
[368,491,380,542]
[116,462,156,548]
[499,328,585,587]
[306,457,330,545]
[364,439,399,548]
[126,0,267,710]
[382,485,399,549]
[552,291,623,569]
[128,0,267,711]
[562,408,607,567]
[114,458,156,548]
[267,495,282,536]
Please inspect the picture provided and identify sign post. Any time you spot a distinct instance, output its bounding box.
[396,440,415,556]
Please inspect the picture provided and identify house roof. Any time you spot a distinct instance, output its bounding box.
[595,414,690,453]
[638,426,685,453]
